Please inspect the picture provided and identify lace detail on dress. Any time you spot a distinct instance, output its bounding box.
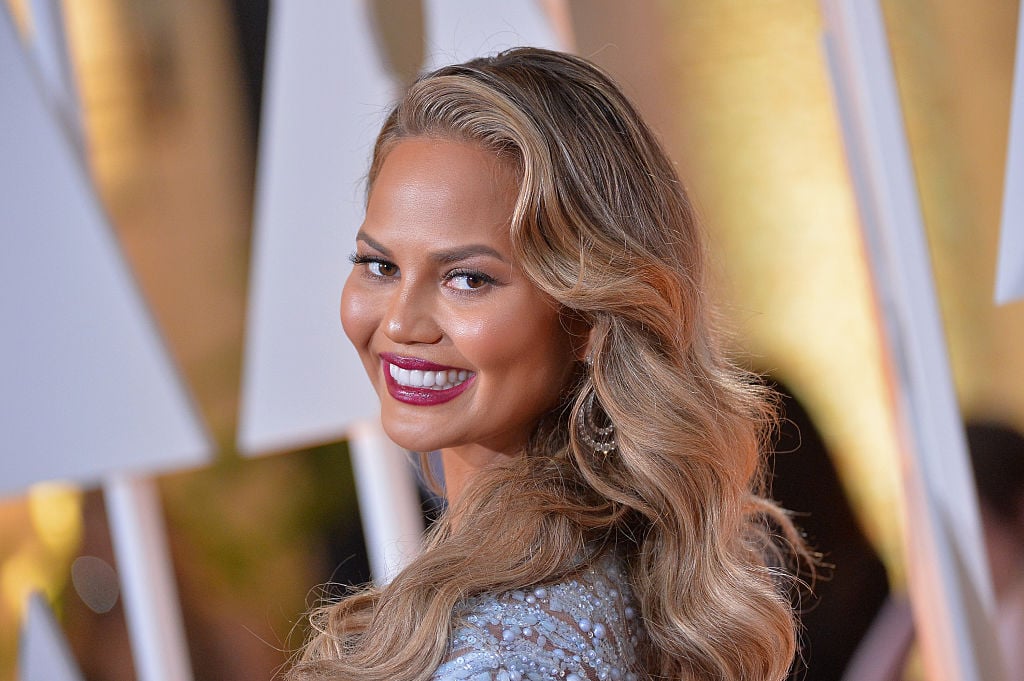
[431,554,644,681]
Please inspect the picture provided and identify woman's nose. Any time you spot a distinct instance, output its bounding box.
[382,283,443,345]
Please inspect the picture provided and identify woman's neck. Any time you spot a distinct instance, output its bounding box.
[440,444,516,507]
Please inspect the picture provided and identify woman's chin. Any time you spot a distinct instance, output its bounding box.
[380,421,450,453]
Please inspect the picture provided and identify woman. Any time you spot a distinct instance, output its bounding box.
[290,47,800,681]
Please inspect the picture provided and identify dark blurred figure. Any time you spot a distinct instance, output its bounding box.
[770,384,891,681]
[968,422,1024,680]
[227,0,269,141]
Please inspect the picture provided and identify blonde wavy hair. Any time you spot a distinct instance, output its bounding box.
[289,47,801,681]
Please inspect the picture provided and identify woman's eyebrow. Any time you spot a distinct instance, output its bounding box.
[354,230,392,257]
[430,245,508,265]
[356,230,507,265]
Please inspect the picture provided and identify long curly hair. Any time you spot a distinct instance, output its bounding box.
[289,47,801,681]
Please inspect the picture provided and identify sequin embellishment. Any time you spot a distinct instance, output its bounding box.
[431,554,643,681]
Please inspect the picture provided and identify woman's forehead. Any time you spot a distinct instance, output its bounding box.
[364,137,518,247]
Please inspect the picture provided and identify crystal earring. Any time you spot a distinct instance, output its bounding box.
[577,390,616,455]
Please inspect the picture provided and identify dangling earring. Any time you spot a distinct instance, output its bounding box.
[577,390,617,455]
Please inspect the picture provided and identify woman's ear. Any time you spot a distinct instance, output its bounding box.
[578,326,596,364]
[562,308,593,363]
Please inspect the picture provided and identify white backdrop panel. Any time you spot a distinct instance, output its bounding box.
[0,7,209,496]
[239,0,562,455]
[19,594,84,681]
[26,0,80,141]
[996,5,1024,305]
[238,0,395,455]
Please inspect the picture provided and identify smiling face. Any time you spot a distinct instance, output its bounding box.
[341,137,581,460]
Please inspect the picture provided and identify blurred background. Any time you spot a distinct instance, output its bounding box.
[1,1,1022,679]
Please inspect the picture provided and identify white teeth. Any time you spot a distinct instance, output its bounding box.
[387,362,472,390]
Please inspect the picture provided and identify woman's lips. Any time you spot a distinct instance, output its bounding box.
[379,353,475,405]
[380,352,457,372]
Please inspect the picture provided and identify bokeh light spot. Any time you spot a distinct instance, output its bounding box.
[71,555,120,614]
[27,482,83,553]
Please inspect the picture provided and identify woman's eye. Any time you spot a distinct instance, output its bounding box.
[348,253,398,279]
[368,260,398,277]
[446,271,494,291]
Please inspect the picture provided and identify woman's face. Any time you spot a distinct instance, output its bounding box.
[341,137,580,456]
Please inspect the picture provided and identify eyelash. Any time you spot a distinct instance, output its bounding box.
[444,268,498,291]
[348,253,498,291]
[349,254,395,278]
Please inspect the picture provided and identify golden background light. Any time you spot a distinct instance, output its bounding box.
[883,0,1024,425]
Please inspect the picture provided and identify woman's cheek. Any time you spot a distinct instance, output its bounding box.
[340,277,376,348]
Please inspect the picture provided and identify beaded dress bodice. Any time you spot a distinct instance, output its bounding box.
[431,553,645,681]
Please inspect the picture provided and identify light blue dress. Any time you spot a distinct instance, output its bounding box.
[431,553,645,681]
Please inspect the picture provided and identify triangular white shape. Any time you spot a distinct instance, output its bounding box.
[18,593,85,681]
[996,6,1024,305]
[26,0,82,142]
[237,1,396,455]
[0,6,209,496]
